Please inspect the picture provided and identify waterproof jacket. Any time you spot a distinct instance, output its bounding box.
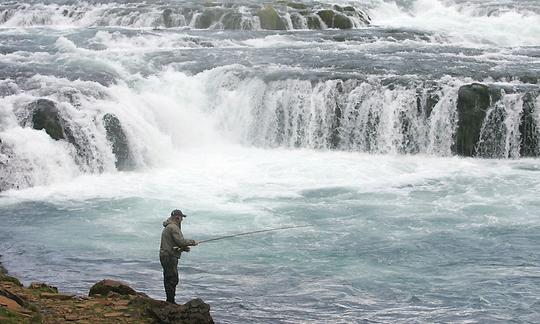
[160,217,193,258]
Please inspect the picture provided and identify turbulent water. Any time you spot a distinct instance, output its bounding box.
[1,0,540,323]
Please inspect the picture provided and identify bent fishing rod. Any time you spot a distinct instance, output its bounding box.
[197,224,313,244]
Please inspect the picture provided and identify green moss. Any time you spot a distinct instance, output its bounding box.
[0,307,28,324]
[306,16,321,29]
[317,9,334,27]
[316,10,352,29]
[256,5,286,30]
[333,13,352,29]
[0,274,22,287]
[221,12,243,29]
[287,2,307,10]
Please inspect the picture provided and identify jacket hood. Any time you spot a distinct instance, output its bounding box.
[163,217,180,227]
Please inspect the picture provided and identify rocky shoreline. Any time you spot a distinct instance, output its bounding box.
[0,257,214,323]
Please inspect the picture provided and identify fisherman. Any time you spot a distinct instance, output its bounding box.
[160,209,198,304]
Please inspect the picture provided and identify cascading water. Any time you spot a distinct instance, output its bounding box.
[1,0,539,323]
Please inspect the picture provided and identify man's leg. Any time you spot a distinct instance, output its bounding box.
[160,254,179,303]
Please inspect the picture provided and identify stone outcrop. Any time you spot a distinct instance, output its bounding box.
[102,113,132,170]
[256,5,286,30]
[30,98,65,140]
[519,92,540,157]
[454,83,500,156]
[0,267,215,323]
[131,296,214,324]
[88,279,139,297]
[317,9,353,29]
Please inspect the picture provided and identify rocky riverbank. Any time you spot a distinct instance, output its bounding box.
[0,258,214,323]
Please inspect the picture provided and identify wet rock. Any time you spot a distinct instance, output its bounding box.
[306,15,321,29]
[88,279,137,297]
[30,99,65,140]
[131,296,214,324]
[102,113,131,170]
[279,1,307,10]
[221,12,244,30]
[519,92,540,157]
[195,8,224,29]
[162,8,173,28]
[256,5,286,30]
[317,10,352,29]
[454,83,500,156]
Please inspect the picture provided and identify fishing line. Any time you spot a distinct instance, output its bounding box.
[197,224,313,244]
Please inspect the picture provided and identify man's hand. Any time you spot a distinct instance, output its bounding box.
[189,239,198,246]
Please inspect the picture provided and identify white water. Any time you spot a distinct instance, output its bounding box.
[366,0,540,46]
[1,0,540,322]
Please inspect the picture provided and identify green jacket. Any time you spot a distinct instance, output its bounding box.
[160,217,194,258]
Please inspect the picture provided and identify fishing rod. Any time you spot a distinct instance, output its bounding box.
[197,224,313,244]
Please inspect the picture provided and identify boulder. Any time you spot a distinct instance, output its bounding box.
[454,83,500,156]
[519,92,540,157]
[256,5,287,30]
[306,15,321,29]
[29,282,58,293]
[317,10,352,29]
[88,279,137,297]
[130,296,214,324]
[221,12,243,30]
[102,113,131,170]
[162,8,173,28]
[30,99,65,140]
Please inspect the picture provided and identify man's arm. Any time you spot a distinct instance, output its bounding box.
[170,226,197,248]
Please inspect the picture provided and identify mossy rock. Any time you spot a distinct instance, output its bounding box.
[333,5,356,12]
[317,10,352,29]
[0,273,22,287]
[31,99,64,140]
[221,12,243,29]
[102,114,131,171]
[455,83,499,156]
[256,5,286,30]
[89,279,137,297]
[162,8,173,28]
[519,92,540,157]
[317,9,335,26]
[277,1,307,10]
[333,14,352,29]
[195,9,224,29]
[306,16,321,29]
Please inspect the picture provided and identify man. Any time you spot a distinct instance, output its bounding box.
[160,209,198,304]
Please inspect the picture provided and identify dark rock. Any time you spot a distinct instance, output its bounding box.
[89,279,137,297]
[195,9,224,29]
[221,12,243,29]
[519,92,540,157]
[130,296,214,324]
[317,10,353,29]
[306,15,321,29]
[162,9,173,28]
[256,5,286,30]
[29,282,58,293]
[102,113,131,170]
[284,2,307,10]
[30,99,65,140]
[454,83,500,156]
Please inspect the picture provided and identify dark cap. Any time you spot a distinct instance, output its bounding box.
[171,209,187,217]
